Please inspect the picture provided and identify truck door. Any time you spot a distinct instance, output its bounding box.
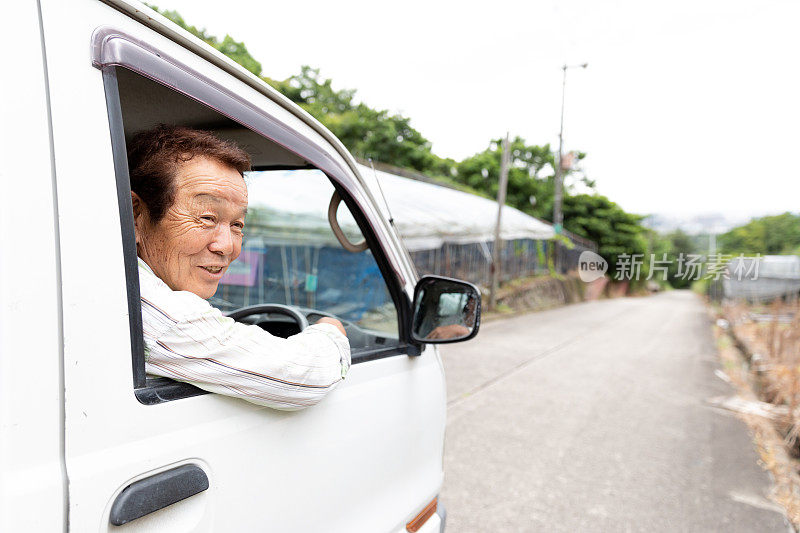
[40,1,445,531]
[0,3,65,531]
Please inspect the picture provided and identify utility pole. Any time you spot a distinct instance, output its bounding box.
[553,66,568,243]
[490,133,511,311]
[553,62,587,273]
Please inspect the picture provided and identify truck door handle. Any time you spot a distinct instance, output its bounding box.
[109,464,209,526]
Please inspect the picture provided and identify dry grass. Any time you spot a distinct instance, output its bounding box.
[715,299,800,527]
[724,300,800,449]
[746,415,800,526]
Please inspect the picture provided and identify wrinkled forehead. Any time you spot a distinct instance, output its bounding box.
[192,192,248,217]
[174,157,248,207]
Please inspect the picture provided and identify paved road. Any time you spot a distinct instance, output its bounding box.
[439,291,789,532]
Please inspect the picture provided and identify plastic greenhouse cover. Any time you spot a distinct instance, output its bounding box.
[727,255,800,279]
[245,165,555,252]
[724,255,800,301]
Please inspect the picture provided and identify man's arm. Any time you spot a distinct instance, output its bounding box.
[425,323,470,340]
[140,290,350,410]
[138,257,351,409]
[316,316,347,337]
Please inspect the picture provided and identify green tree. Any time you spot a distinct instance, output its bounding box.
[664,229,696,288]
[267,67,443,173]
[454,137,559,218]
[718,212,800,255]
[562,194,648,279]
[452,137,601,223]
[148,5,262,76]
[642,229,698,289]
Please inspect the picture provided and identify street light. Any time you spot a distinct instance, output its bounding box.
[553,62,588,272]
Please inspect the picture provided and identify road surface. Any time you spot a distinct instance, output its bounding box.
[439,291,789,532]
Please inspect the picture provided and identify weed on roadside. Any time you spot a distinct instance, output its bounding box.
[713,299,800,528]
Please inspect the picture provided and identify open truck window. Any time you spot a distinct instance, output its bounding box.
[102,64,408,404]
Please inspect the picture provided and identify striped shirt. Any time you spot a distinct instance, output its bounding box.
[138,258,351,410]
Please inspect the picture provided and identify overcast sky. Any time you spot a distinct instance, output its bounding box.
[157,0,799,220]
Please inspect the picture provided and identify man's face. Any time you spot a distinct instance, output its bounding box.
[134,156,248,299]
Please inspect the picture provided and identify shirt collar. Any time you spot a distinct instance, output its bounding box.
[137,256,156,276]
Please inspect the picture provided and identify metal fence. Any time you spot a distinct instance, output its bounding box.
[410,234,597,289]
[555,230,598,276]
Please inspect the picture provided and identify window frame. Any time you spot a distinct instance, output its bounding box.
[95,28,419,405]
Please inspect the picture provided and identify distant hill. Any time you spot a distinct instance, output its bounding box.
[643,212,762,235]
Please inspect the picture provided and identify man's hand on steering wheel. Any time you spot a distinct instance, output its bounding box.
[316,317,347,337]
[227,304,348,339]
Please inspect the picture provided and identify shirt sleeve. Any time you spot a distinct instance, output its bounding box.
[141,293,351,410]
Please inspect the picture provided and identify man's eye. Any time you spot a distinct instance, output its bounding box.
[200,215,216,223]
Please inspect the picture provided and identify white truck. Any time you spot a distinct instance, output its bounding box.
[0,2,481,531]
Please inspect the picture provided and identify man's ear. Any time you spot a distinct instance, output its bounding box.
[131,192,146,246]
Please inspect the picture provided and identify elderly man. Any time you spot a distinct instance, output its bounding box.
[129,124,350,410]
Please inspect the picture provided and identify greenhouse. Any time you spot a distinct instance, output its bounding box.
[211,164,594,325]
[724,255,800,302]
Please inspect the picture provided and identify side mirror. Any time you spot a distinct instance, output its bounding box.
[411,276,481,344]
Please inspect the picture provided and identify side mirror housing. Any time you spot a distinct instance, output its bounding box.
[410,276,481,344]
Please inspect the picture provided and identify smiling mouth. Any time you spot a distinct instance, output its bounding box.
[201,266,225,274]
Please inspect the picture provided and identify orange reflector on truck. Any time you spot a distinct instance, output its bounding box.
[406,497,437,532]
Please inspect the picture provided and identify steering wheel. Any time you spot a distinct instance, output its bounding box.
[226,304,310,331]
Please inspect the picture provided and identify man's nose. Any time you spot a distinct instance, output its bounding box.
[208,225,236,256]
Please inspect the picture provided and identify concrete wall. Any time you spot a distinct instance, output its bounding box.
[492,275,614,314]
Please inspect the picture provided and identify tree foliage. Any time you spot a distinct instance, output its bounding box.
[643,229,698,289]
[452,137,594,221]
[664,230,697,288]
[718,212,800,255]
[562,194,648,278]
[267,67,449,173]
[148,5,263,76]
[455,138,555,216]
